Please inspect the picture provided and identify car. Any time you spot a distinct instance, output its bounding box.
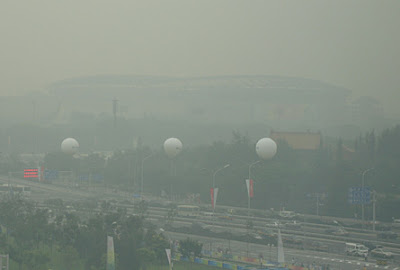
[325,227,349,236]
[265,220,280,227]
[257,229,277,239]
[191,222,211,231]
[284,221,302,229]
[217,214,233,221]
[278,210,298,219]
[333,228,350,236]
[249,233,263,240]
[307,241,329,252]
[283,235,303,245]
[370,248,393,259]
[361,241,383,251]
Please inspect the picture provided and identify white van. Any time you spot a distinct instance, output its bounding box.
[279,210,297,218]
[345,243,368,257]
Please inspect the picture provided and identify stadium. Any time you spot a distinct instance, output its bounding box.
[49,75,353,130]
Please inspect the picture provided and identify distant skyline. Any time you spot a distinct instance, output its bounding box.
[1,1,399,116]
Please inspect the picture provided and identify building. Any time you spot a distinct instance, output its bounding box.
[270,131,321,150]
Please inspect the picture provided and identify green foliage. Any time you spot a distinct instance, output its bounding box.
[137,248,156,265]
[44,152,79,171]
[0,197,169,270]
[135,200,149,218]
[37,125,400,219]
[179,238,203,259]
[165,204,177,224]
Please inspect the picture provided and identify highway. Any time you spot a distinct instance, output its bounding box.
[167,231,396,270]
[1,176,400,269]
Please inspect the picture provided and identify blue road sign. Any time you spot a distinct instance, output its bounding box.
[44,170,59,181]
[348,187,371,204]
[78,174,89,181]
[78,174,104,182]
[93,174,104,182]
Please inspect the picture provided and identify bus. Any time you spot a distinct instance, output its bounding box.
[177,205,200,218]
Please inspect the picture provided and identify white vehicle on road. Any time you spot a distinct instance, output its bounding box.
[345,242,368,257]
[370,248,393,259]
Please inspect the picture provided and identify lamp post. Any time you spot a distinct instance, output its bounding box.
[141,153,153,199]
[160,228,173,270]
[211,164,230,233]
[372,190,377,231]
[245,138,277,257]
[248,160,260,218]
[247,160,260,257]
[212,164,230,213]
[361,167,374,227]
[164,138,183,201]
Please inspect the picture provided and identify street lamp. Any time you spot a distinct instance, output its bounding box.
[159,228,173,270]
[248,160,261,217]
[212,164,230,192]
[245,138,277,257]
[361,167,374,227]
[211,164,230,223]
[247,137,277,217]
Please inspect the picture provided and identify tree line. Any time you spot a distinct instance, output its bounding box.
[2,126,400,221]
[0,197,172,270]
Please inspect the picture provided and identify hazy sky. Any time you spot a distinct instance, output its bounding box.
[1,1,399,115]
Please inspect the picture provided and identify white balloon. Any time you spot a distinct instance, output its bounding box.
[61,138,79,155]
[163,138,183,158]
[256,138,277,160]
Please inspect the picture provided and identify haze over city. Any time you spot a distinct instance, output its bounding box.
[1,1,400,270]
[1,0,399,116]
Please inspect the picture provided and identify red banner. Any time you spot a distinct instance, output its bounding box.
[210,188,219,209]
[246,179,254,198]
[249,179,254,198]
[24,168,38,179]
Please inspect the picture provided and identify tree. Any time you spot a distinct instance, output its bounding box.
[165,204,177,225]
[179,238,202,259]
[135,200,148,218]
[137,248,156,270]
